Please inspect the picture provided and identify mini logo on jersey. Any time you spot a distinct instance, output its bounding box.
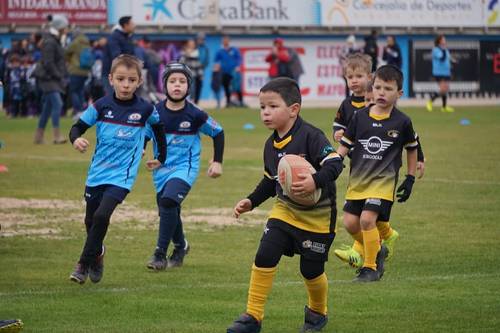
[372,123,382,127]
[387,130,400,138]
[85,192,91,198]
[359,136,393,154]
[105,110,114,119]
[302,240,312,249]
[128,113,142,121]
[366,198,382,206]
[264,227,269,234]
[180,121,191,129]
[177,194,184,199]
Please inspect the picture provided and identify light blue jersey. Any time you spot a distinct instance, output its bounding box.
[146,100,223,192]
[432,46,451,77]
[81,94,160,190]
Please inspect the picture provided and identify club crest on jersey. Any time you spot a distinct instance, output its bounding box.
[387,130,400,138]
[359,136,393,154]
[180,121,191,129]
[128,113,142,121]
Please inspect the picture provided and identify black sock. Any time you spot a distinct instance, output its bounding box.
[430,93,439,102]
[442,94,447,107]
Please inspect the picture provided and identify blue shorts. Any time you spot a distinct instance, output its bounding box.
[84,184,129,203]
[157,178,192,205]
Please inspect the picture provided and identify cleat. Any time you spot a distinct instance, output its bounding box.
[301,306,328,332]
[426,100,433,112]
[0,319,23,332]
[441,106,455,113]
[375,244,389,279]
[382,230,399,261]
[227,313,261,333]
[353,267,380,282]
[147,249,168,271]
[70,262,89,284]
[168,241,190,268]
[334,245,363,268]
[89,245,105,283]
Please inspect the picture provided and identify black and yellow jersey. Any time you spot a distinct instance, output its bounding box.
[340,106,418,202]
[333,95,366,133]
[247,117,343,234]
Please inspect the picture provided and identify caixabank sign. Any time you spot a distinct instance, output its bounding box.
[108,0,319,26]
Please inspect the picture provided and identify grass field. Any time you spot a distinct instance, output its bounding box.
[1,105,500,332]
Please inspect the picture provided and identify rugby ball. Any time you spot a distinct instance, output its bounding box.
[277,154,322,206]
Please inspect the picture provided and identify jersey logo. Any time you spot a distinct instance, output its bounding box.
[128,113,142,121]
[104,110,114,119]
[116,129,133,138]
[180,121,191,129]
[388,130,400,138]
[359,136,393,154]
[372,123,382,127]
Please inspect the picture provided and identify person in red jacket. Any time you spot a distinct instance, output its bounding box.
[265,38,291,79]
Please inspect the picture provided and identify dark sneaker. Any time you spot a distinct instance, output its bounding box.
[89,245,105,283]
[376,244,389,279]
[227,313,261,333]
[168,241,190,268]
[353,267,380,282]
[0,319,24,332]
[301,306,328,332]
[147,250,168,271]
[70,262,89,284]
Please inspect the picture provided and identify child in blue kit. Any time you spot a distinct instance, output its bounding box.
[145,62,225,270]
[68,55,167,284]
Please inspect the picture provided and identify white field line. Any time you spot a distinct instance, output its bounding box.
[2,153,500,186]
[1,272,498,298]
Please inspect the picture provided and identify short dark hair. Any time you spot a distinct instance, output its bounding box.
[434,34,445,46]
[119,16,132,27]
[374,65,403,90]
[260,77,301,106]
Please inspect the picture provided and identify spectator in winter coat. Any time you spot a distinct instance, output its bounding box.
[101,16,135,94]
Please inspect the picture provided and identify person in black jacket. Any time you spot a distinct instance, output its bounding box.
[102,16,135,95]
[33,14,69,144]
[382,35,402,69]
[363,29,379,72]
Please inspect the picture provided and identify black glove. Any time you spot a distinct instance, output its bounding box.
[396,175,415,203]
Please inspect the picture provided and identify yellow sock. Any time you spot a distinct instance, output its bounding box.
[352,240,364,257]
[246,264,277,322]
[362,228,380,270]
[351,231,364,257]
[377,221,393,240]
[303,273,328,315]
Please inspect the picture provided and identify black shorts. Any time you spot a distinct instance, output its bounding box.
[434,75,451,82]
[260,219,335,262]
[343,198,393,222]
[84,184,129,203]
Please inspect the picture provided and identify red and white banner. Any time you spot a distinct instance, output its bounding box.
[0,0,107,25]
[235,38,346,101]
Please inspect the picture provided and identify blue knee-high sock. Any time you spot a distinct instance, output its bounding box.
[157,205,180,253]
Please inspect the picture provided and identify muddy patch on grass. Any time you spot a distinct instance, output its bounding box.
[0,197,266,238]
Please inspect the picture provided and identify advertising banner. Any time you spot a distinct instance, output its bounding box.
[108,0,319,26]
[411,40,480,94]
[486,0,500,27]
[0,0,107,25]
[479,41,500,93]
[319,0,484,27]
[233,38,346,101]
